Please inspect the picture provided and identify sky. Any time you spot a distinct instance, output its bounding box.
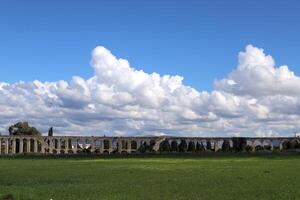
[1,0,300,136]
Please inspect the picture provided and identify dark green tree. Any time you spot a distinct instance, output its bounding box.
[179,139,188,152]
[8,122,41,136]
[232,137,247,152]
[196,142,205,152]
[159,140,171,152]
[187,141,195,152]
[138,142,146,153]
[149,140,156,152]
[48,127,53,136]
[171,141,178,152]
[206,140,212,151]
[222,139,230,152]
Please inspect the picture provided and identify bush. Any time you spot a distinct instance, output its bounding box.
[0,194,14,200]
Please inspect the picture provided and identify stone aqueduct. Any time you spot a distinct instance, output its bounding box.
[0,135,299,155]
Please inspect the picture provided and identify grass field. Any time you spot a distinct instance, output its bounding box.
[0,154,299,200]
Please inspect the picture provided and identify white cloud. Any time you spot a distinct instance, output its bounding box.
[1,45,300,136]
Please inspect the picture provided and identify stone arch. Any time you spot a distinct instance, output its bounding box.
[121,150,128,155]
[37,140,42,153]
[30,139,35,152]
[131,140,137,150]
[23,139,28,153]
[103,139,110,150]
[0,139,4,154]
[15,138,20,153]
[60,139,66,149]
[72,139,78,150]
[54,139,59,149]
[67,139,72,150]
[121,140,128,150]
[103,150,110,155]
[252,139,263,151]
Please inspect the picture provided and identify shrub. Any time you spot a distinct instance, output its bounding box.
[0,194,14,200]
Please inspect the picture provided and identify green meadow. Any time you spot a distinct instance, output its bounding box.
[0,154,299,200]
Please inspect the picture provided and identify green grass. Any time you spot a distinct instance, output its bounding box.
[0,154,299,200]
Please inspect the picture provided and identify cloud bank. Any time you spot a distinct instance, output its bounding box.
[1,45,300,137]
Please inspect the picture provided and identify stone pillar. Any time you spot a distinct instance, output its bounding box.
[41,143,45,154]
[91,138,95,153]
[73,139,78,154]
[137,140,141,151]
[270,140,274,151]
[100,139,104,154]
[118,139,122,153]
[109,139,113,154]
[0,138,2,154]
[49,139,53,154]
[57,139,61,154]
[27,139,31,153]
[5,139,9,154]
[279,142,283,151]
[252,141,256,152]
[12,138,16,154]
[34,139,38,153]
[127,139,131,153]
[64,138,69,154]
[20,139,23,154]
[214,140,219,152]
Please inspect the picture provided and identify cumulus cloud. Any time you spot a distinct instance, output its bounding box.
[1,45,300,136]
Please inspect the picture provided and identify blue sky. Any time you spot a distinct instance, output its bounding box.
[1,0,300,91]
[1,0,300,136]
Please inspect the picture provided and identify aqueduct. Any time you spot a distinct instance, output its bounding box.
[0,135,299,155]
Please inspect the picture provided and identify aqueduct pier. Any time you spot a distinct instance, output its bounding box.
[0,136,299,155]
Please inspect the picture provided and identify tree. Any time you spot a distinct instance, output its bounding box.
[222,139,230,152]
[159,140,171,152]
[149,140,156,152]
[138,142,146,153]
[206,140,212,151]
[232,137,247,152]
[171,141,178,152]
[187,141,195,152]
[196,142,205,152]
[178,139,187,152]
[48,127,53,136]
[8,122,41,136]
